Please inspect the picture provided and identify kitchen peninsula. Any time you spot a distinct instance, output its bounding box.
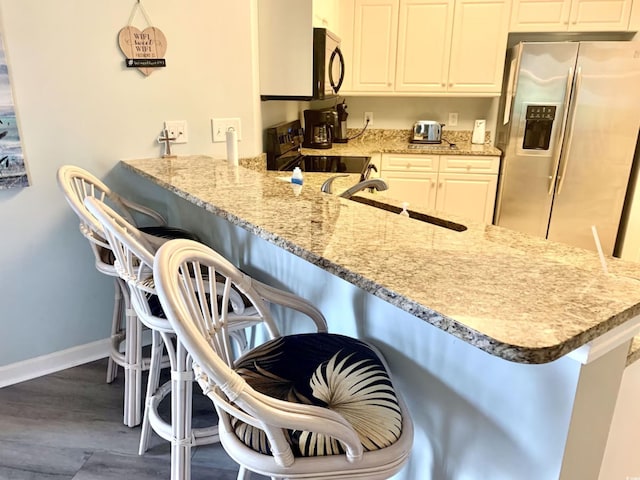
[121,155,640,480]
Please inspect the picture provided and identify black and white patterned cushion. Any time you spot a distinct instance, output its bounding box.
[232,333,403,457]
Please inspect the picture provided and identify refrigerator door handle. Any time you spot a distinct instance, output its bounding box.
[557,66,582,196]
[548,67,575,196]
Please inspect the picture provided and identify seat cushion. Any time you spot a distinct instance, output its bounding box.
[99,225,199,267]
[232,333,403,457]
[139,225,201,242]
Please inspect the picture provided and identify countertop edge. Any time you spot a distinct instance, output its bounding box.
[121,160,640,365]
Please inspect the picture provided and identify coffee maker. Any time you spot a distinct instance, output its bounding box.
[303,109,336,149]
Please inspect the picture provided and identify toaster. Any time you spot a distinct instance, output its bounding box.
[412,120,444,144]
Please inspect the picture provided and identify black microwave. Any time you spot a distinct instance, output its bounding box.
[312,28,344,100]
[260,28,345,101]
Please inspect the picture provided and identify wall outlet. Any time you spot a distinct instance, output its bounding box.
[211,117,242,143]
[364,111,373,126]
[163,120,188,143]
[448,112,458,127]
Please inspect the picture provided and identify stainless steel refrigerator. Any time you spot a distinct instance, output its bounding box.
[494,41,640,255]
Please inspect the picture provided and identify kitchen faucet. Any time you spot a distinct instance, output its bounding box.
[338,178,388,199]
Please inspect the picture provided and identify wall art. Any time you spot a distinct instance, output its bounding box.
[0,31,28,189]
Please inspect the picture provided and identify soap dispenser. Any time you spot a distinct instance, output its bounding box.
[400,202,410,218]
[291,167,303,185]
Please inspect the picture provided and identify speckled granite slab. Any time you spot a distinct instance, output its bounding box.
[121,155,640,364]
[302,128,502,157]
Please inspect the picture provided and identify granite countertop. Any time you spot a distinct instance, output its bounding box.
[301,128,502,157]
[122,155,640,364]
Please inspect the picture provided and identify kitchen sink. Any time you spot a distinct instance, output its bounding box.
[348,196,467,232]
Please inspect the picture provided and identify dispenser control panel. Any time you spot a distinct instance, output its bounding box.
[522,105,557,151]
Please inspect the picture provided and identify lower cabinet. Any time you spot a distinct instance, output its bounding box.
[380,153,500,224]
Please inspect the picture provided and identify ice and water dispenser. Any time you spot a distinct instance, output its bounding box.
[522,105,557,151]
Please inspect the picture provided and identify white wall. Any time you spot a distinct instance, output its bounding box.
[340,96,498,133]
[0,0,261,368]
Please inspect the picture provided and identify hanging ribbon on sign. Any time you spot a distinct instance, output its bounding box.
[118,0,167,76]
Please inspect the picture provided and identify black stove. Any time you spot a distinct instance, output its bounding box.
[265,120,370,175]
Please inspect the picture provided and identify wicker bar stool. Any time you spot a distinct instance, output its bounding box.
[153,238,414,480]
[57,165,198,427]
[84,196,329,480]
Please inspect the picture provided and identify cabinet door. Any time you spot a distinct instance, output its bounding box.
[631,0,640,31]
[313,0,340,31]
[435,172,498,223]
[352,0,399,92]
[568,0,633,31]
[509,0,572,31]
[447,0,510,94]
[395,0,454,92]
[384,171,439,208]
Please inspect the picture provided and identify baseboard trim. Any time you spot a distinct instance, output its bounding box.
[0,339,111,388]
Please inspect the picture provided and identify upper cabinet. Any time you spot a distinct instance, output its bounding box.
[351,0,399,92]
[313,0,340,33]
[343,0,510,96]
[510,0,634,32]
[447,0,511,94]
[629,0,640,30]
[395,0,455,93]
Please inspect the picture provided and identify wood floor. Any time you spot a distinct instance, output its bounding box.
[0,358,268,480]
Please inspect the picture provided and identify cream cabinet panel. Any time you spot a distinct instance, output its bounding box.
[381,153,499,223]
[313,0,340,31]
[351,0,399,92]
[395,0,455,92]
[381,153,440,172]
[510,0,633,32]
[447,0,510,94]
[510,0,572,31]
[384,171,439,208]
[439,155,500,174]
[436,172,498,223]
[631,0,640,31]
[569,0,633,31]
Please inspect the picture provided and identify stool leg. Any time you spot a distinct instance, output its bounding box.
[236,466,251,480]
[139,328,165,454]
[171,340,193,480]
[122,279,143,428]
[106,278,124,384]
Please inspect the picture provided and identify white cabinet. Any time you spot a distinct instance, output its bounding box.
[344,0,509,95]
[447,0,511,94]
[381,153,500,223]
[394,0,454,93]
[350,0,399,92]
[381,154,440,207]
[630,0,640,31]
[313,0,340,32]
[510,0,634,32]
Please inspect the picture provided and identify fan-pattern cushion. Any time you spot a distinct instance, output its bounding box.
[232,333,403,457]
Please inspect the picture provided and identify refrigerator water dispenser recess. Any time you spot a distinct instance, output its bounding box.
[522,105,557,150]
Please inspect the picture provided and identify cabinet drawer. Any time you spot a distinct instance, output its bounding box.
[439,155,500,174]
[381,154,439,172]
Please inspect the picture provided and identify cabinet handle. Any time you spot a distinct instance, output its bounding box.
[439,182,443,188]
[466,165,471,171]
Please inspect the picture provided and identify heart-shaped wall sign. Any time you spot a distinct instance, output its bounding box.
[118,26,167,76]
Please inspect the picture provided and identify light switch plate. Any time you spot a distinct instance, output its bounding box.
[211,117,242,143]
